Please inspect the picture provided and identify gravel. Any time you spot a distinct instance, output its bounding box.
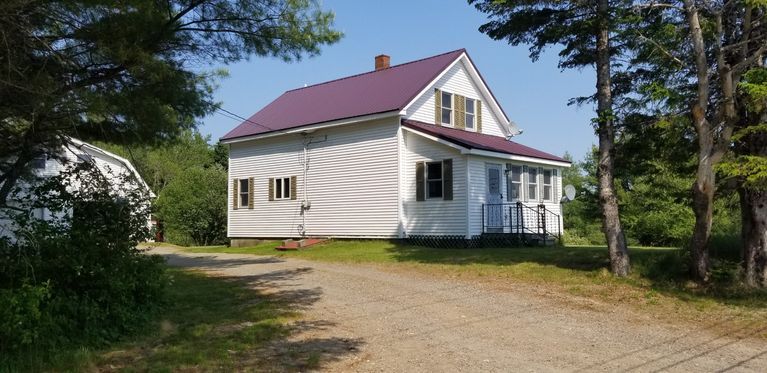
[151,246,767,372]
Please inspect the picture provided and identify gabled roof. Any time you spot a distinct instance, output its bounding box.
[402,120,569,163]
[221,49,466,140]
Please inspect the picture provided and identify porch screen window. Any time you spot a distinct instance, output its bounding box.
[274,177,291,200]
[543,169,553,201]
[239,179,249,208]
[528,168,538,201]
[508,165,522,200]
[426,162,443,198]
[465,98,476,130]
[441,92,453,126]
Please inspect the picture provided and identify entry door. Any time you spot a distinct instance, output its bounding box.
[486,164,503,232]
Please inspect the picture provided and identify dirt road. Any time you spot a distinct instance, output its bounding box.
[151,246,767,372]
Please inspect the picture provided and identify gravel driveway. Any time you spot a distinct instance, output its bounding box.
[150,246,767,372]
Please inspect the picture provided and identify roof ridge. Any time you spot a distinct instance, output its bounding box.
[284,48,465,93]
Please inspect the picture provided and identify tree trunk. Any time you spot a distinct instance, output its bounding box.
[596,0,630,276]
[690,142,715,282]
[684,0,715,283]
[741,188,767,287]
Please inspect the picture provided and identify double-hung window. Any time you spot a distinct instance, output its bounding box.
[465,98,476,130]
[542,169,553,201]
[441,92,453,126]
[274,177,291,200]
[528,167,538,201]
[508,165,522,200]
[239,179,249,208]
[426,162,443,198]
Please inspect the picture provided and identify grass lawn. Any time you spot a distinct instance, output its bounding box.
[20,268,326,372]
[177,240,767,338]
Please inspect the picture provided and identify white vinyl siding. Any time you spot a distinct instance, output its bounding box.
[228,118,400,238]
[402,130,466,236]
[405,59,505,136]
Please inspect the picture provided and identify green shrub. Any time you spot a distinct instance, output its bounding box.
[156,166,227,246]
[0,163,168,361]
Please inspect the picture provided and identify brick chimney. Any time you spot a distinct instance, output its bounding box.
[375,54,390,70]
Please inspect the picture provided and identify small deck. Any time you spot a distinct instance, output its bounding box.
[482,202,562,245]
[276,238,328,250]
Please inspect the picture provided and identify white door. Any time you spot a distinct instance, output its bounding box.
[486,164,503,232]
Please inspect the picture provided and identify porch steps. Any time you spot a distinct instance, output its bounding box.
[275,238,328,251]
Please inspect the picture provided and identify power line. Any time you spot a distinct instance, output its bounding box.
[215,107,274,131]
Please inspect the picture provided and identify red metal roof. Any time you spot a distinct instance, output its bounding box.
[221,49,466,140]
[402,120,569,163]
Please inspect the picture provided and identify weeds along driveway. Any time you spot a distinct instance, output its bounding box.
[151,246,767,372]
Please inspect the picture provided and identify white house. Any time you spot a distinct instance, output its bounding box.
[220,49,570,245]
[0,138,154,239]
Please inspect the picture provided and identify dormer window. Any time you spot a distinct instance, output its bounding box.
[441,91,453,126]
[465,98,476,130]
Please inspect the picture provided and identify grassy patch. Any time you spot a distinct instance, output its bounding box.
[179,240,767,336]
[12,268,343,372]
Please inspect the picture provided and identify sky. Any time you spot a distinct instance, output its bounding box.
[199,0,598,162]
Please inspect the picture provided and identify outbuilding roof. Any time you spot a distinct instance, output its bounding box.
[221,49,466,140]
[402,120,569,163]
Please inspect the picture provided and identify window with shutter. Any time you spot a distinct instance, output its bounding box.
[440,91,453,126]
[426,162,443,198]
[465,98,476,130]
[239,179,249,208]
[273,177,291,200]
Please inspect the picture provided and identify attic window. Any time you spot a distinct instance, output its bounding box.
[441,92,453,126]
[465,98,476,130]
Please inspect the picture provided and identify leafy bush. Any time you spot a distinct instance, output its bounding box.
[0,163,167,361]
[156,166,227,246]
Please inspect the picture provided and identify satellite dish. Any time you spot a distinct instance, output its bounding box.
[564,184,576,202]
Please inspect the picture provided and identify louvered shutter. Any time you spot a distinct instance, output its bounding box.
[247,177,254,209]
[476,100,482,133]
[443,159,453,200]
[416,162,425,201]
[232,178,239,210]
[455,95,465,130]
[290,176,297,200]
[538,167,544,202]
[434,89,442,126]
[522,165,528,202]
[553,169,559,202]
[268,178,274,201]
